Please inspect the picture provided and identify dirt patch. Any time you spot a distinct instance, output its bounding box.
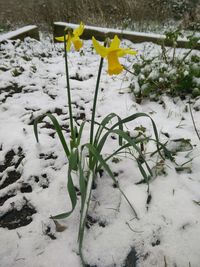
[0,170,21,190]
[86,247,137,267]
[0,192,16,206]
[123,247,138,267]
[0,83,24,103]
[20,183,32,193]
[0,202,36,229]
[0,147,24,190]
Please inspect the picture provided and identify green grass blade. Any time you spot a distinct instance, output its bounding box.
[97,127,152,178]
[112,129,153,176]
[101,137,149,165]
[85,143,139,219]
[78,158,86,210]
[78,170,93,266]
[136,158,150,184]
[149,139,173,160]
[110,112,164,159]
[52,151,78,220]
[76,121,86,147]
[33,113,70,157]
[97,112,168,162]
[33,115,45,143]
[70,148,79,171]
[96,113,149,154]
[94,112,123,146]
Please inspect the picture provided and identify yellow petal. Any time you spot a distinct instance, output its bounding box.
[66,35,72,51]
[55,36,65,42]
[110,35,120,50]
[72,37,83,51]
[117,48,137,57]
[73,22,84,37]
[92,36,108,58]
[107,51,123,75]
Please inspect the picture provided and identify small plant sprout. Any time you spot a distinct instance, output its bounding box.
[34,24,170,266]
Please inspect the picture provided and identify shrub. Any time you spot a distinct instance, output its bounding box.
[131,30,200,102]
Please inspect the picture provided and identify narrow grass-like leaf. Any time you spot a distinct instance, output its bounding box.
[94,113,123,146]
[149,139,173,160]
[84,143,139,219]
[97,137,149,172]
[136,158,150,186]
[96,113,167,164]
[97,128,152,178]
[34,113,70,157]
[110,113,163,159]
[34,114,45,143]
[78,153,87,210]
[70,148,79,171]
[76,121,86,146]
[52,150,78,220]
[88,113,123,170]
[78,170,93,266]
[103,137,148,163]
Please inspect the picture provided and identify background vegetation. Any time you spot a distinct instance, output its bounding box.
[0,0,199,33]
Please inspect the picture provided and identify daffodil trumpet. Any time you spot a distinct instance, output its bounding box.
[92,35,137,75]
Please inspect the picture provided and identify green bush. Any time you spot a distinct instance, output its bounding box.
[131,30,200,102]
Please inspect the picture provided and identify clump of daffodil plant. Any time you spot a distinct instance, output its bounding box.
[34,22,171,266]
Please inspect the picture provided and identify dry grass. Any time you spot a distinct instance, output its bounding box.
[0,0,199,32]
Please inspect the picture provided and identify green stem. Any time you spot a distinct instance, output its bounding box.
[64,32,75,144]
[89,57,104,145]
[89,56,104,168]
[78,170,94,266]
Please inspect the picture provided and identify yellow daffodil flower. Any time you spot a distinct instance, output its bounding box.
[92,35,137,75]
[56,22,84,51]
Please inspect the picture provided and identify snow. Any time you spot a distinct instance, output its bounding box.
[0,26,38,42]
[0,36,200,267]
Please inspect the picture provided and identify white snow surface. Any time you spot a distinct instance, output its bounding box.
[0,26,38,42]
[0,37,200,267]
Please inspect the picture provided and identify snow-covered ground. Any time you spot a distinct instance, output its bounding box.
[0,37,200,267]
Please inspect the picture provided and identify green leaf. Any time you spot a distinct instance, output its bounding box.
[112,129,152,177]
[78,156,86,210]
[136,158,150,185]
[94,113,123,146]
[84,143,139,219]
[33,114,45,143]
[78,170,93,265]
[76,121,86,147]
[98,137,148,170]
[34,113,70,157]
[97,127,152,179]
[52,150,78,220]
[99,112,165,160]
[70,148,79,171]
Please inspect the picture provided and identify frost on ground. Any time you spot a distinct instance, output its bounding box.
[0,37,200,267]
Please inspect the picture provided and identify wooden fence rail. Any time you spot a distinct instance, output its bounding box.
[0,25,39,43]
[54,22,200,50]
